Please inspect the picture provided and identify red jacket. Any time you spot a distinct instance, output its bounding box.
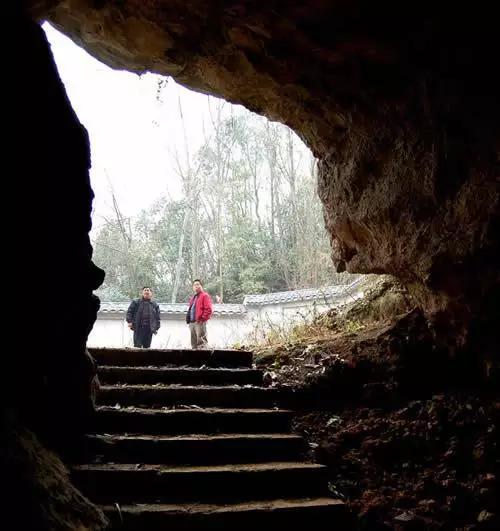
[188,291,213,322]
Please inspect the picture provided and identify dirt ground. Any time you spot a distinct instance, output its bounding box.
[253,282,499,530]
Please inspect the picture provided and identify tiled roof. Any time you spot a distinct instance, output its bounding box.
[98,302,246,315]
[243,279,364,306]
[98,279,364,315]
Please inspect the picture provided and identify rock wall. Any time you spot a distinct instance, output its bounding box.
[12,5,103,447]
[4,6,106,527]
[2,410,108,530]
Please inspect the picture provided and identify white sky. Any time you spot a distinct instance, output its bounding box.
[43,23,312,234]
[44,24,236,225]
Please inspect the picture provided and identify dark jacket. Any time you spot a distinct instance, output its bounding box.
[126,298,161,332]
[186,291,213,324]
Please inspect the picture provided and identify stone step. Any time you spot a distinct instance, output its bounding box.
[82,433,306,465]
[99,366,263,386]
[98,385,280,409]
[102,497,348,530]
[95,406,293,435]
[72,462,329,504]
[90,347,253,368]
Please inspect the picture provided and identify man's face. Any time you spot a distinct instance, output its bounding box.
[142,288,153,299]
[193,281,202,294]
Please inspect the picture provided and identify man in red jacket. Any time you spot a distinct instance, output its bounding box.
[186,279,213,349]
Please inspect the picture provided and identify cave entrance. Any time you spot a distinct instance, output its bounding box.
[44,23,363,350]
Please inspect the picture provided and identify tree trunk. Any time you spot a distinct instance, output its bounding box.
[171,206,189,303]
[191,197,200,279]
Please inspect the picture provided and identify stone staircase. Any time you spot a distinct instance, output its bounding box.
[74,347,348,530]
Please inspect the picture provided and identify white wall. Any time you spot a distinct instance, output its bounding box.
[87,313,251,349]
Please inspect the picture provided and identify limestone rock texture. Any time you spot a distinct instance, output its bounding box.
[27,1,499,366]
[5,8,105,528]
[11,6,103,447]
[2,410,108,531]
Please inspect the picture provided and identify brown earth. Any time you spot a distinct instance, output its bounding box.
[255,287,499,530]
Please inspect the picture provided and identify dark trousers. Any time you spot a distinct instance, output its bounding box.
[134,326,153,348]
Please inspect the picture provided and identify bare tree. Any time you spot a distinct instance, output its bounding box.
[105,174,139,297]
[202,98,239,301]
[170,96,203,302]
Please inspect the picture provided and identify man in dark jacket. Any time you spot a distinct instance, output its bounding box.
[186,279,213,349]
[126,287,161,348]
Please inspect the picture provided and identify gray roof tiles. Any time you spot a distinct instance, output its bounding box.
[98,302,245,315]
[98,279,363,315]
[243,281,363,306]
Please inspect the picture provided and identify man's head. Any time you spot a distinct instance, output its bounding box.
[142,287,153,299]
[192,279,203,294]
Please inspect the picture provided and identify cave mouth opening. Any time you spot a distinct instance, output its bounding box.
[44,22,368,351]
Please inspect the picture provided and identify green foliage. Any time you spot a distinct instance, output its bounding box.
[92,105,335,302]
